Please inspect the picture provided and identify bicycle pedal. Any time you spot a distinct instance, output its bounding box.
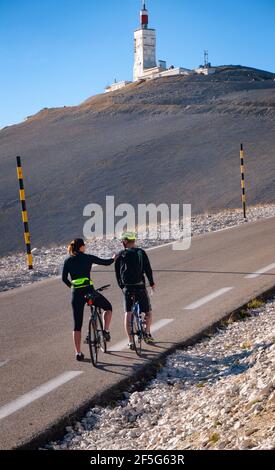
[84,335,89,344]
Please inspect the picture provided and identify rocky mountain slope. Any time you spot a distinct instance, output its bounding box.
[0,65,275,256]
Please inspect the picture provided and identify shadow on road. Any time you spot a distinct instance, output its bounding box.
[81,345,166,374]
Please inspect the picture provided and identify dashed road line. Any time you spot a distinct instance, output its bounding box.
[245,263,275,279]
[0,371,83,421]
[110,318,174,352]
[184,287,234,310]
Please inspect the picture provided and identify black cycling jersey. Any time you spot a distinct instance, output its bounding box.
[115,247,154,289]
[62,252,114,288]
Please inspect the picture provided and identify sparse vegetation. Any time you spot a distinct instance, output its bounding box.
[240,341,252,350]
[209,432,220,444]
[196,383,205,389]
[248,299,264,309]
[239,309,252,320]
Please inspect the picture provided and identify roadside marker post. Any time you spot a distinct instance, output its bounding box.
[240,143,247,219]
[16,156,33,270]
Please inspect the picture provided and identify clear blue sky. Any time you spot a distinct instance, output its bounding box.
[0,0,274,129]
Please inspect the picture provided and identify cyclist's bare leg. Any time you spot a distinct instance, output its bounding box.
[73,331,81,354]
[125,312,133,343]
[145,311,152,334]
[103,310,112,331]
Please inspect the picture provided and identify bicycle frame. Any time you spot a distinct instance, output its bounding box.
[130,294,146,355]
[90,304,98,323]
[132,301,143,335]
[84,285,110,366]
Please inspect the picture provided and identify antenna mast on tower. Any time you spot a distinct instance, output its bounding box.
[204,50,211,68]
[204,50,209,68]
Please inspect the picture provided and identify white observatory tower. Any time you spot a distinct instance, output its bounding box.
[133,1,157,81]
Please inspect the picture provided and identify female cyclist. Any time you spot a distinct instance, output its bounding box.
[62,238,115,361]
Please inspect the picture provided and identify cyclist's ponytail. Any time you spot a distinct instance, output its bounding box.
[68,238,85,256]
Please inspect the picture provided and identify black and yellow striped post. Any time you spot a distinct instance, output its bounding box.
[240,143,247,219]
[16,156,33,269]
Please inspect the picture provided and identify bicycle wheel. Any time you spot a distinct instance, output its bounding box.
[88,314,98,367]
[131,312,142,356]
[97,309,107,353]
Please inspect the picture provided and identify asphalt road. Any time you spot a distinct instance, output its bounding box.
[1,217,275,449]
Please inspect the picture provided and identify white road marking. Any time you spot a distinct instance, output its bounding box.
[245,263,275,279]
[0,371,83,421]
[0,360,9,368]
[147,241,176,251]
[110,318,174,352]
[184,287,234,310]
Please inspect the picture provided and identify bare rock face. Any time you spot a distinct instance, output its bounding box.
[1,66,275,256]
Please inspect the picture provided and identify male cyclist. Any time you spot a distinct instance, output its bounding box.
[115,232,156,350]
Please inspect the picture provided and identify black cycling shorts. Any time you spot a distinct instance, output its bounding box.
[71,286,112,332]
[123,287,152,313]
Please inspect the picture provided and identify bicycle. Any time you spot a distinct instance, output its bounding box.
[129,292,147,356]
[85,284,110,367]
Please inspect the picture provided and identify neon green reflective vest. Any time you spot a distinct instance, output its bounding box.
[71,277,94,289]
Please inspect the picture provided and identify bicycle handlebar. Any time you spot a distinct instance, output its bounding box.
[96,284,111,292]
[85,284,111,306]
